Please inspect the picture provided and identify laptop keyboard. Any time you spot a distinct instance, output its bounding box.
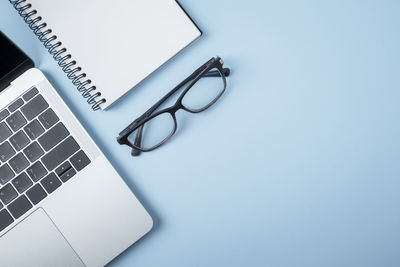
[0,87,91,233]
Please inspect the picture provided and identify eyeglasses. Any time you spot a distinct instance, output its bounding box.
[117,56,230,156]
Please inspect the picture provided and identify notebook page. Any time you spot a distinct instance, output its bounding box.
[28,0,201,109]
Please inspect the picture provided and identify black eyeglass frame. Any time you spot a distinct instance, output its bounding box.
[117,56,230,155]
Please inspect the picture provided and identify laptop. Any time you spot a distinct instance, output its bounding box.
[0,31,152,266]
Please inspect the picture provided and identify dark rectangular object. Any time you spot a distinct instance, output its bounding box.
[70,150,91,172]
[41,136,80,171]
[8,153,29,174]
[23,142,44,162]
[38,108,59,129]
[0,164,15,185]
[0,184,18,205]
[12,173,33,194]
[22,87,38,101]
[0,109,10,122]
[26,184,47,205]
[41,172,61,194]
[0,31,34,92]
[8,98,24,112]
[6,111,27,132]
[60,167,76,183]
[0,209,14,232]
[55,161,72,177]
[24,119,45,140]
[38,122,69,152]
[20,95,49,121]
[26,161,47,182]
[0,122,12,142]
[8,195,32,219]
[0,141,16,163]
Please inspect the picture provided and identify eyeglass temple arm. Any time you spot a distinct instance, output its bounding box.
[130,67,230,155]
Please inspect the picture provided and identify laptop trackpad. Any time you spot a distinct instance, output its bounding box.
[0,208,85,267]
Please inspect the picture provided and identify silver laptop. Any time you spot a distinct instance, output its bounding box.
[0,31,152,266]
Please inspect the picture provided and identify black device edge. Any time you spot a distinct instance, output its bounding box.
[0,31,34,93]
[175,0,203,36]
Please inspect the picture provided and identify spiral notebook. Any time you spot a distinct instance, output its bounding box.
[10,0,201,110]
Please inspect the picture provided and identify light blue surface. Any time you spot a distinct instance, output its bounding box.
[1,0,400,266]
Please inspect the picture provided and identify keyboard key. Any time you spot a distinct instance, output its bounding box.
[24,119,45,140]
[0,142,16,163]
[38,108,59,129]
[26,161,47,182]
[8,98,24,112]
[6,111,27,132]
[0,122,12,143]
[41,173,61,194]
[8,195,32,219]
[0,164,15,185]
[38,122,69,151]
[9,153,29,174]
[9,130,30,151]
[41,136,80,171]
[20,95,49,121]
[22,87,38,101]
[12,173,33,193]
[26,184,47,205]
[0,184,18,205]
[55,161,72,176]
[23,142,44,162]
[0,209,14,232]
[70,150,91,172]
[0,109,10,122]
[59,167,76,183]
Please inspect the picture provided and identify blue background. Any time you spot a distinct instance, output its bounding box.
[1,0,400,266]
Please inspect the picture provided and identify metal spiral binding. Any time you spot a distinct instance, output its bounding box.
[9,0,106,110]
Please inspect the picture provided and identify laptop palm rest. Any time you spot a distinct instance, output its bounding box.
[0,208,85,267]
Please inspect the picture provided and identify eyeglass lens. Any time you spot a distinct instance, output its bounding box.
[127,112,176,150]
[127,65,225,151]
[181,67,225,112]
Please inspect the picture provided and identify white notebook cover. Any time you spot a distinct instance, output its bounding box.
[27,0,201,109]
